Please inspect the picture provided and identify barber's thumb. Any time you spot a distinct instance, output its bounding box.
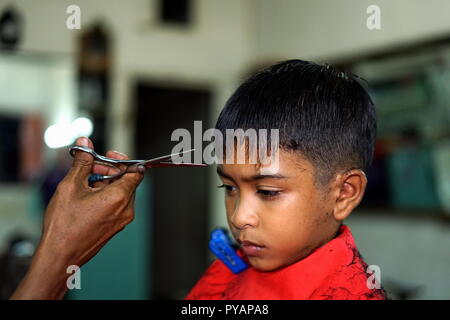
[70,137,94,178]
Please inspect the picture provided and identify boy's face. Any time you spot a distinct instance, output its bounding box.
[217,149,341,272]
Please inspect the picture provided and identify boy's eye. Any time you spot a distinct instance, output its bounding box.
[217,184,237,195]
[257,189,280,198]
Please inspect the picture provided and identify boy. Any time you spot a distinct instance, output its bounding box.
[10,59,387,300]
[186,59,387,300]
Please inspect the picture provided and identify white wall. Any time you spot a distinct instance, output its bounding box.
[0,53,76,126]
[347,213,450,299]
[1,0,255,148]
[256,0,450,62]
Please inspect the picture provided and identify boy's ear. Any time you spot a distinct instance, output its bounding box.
[332,169,367,221]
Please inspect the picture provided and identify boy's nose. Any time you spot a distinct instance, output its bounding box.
[230,198,259,230]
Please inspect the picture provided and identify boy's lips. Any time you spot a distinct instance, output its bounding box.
[239,239,265,256]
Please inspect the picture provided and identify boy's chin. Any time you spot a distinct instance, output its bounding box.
[247,256,286,272]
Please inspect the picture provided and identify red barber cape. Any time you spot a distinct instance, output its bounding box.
[186,225,387,300]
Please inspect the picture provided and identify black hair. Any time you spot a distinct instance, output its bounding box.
[215,59,377,185]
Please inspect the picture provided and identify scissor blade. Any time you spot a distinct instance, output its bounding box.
[145,162,207,168]
[141,148,196,165]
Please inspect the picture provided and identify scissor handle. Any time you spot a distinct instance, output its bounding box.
[69,146,144,165]
[88,173,105,184]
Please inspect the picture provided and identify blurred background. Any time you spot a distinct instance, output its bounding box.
[0,0,449,300]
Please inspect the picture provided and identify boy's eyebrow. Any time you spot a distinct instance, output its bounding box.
[216,167,233,181]
[216,166,287,181]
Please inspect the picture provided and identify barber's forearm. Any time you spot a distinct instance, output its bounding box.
[10,241,70,300]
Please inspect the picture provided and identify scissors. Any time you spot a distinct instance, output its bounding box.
[69,145,207,184]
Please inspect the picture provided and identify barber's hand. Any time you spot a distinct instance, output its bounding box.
[11,137,145,299]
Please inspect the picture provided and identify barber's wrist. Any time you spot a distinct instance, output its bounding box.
[10,237,71,300]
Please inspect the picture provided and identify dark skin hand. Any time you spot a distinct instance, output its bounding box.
[10,137,145,300]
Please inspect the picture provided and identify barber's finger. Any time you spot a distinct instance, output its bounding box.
[66,137,95,183]
[92,150,128,188]
[91,162,118,188]
[92,162,115,176]
[107,150,129,175]
[107,166,145,197]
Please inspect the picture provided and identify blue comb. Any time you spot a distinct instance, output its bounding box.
[209,228,248,274]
